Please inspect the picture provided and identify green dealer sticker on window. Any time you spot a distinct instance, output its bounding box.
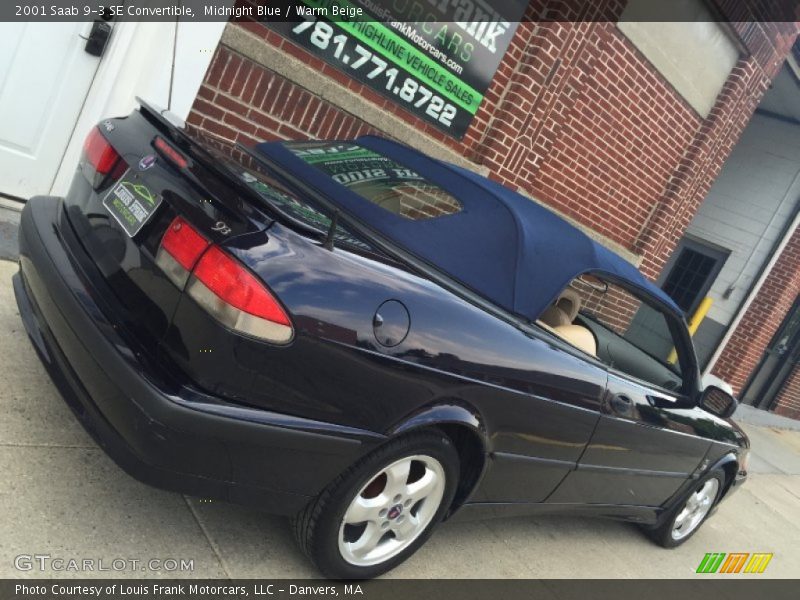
[102,170,163,237]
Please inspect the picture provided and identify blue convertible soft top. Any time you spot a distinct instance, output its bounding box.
[255,136,681,321]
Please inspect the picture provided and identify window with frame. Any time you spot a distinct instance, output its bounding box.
[661,237,728,315]
[538,274,686,392]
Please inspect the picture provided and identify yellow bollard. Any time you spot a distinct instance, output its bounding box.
[668,296,713,364]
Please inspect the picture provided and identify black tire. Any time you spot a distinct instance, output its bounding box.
[647,468,726,548]
[292,430,459,579]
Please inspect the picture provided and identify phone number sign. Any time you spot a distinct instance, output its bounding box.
[267,0,527,138]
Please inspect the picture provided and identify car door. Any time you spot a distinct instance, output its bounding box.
[547,277,711,507]
[466,330,609,505]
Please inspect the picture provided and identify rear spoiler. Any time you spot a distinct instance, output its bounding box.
[136,98,186,130]
[135,98,289,227]
[135,98,363,246]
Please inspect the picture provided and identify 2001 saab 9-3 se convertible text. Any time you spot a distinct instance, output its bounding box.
[14,100,748,579]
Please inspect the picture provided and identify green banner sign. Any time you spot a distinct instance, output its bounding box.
[267,0,528,138]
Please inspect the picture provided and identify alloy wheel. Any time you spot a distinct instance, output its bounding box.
[671,478,720,541]
[337,454,446,567]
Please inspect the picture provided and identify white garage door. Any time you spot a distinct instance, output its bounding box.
[0,23,102,199]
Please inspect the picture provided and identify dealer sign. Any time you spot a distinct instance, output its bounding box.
[267,0,528,138]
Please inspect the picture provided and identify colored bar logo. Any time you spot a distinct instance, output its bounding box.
[696,553,773,574]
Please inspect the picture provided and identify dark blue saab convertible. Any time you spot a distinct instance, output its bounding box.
[15,101,748,578]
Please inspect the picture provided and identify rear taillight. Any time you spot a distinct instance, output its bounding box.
[155,217,210,288]
[156,216,293,344]
[188,246,293,343]
[82,126,121,187]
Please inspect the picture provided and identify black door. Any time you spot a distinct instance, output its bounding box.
[742,296,800,409]
[546,275,709,507]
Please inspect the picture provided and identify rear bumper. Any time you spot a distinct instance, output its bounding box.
[14,196,380,514]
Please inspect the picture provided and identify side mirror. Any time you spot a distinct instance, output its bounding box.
[699,385,738,418]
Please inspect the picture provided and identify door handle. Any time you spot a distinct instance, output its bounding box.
[81,21,112,58]
[608,394,634,416]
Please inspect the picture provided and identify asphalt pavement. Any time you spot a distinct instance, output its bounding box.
[1,258,799,579]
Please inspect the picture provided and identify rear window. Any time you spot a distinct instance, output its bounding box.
[239,167,373,251]
[285,142,462,220]
[187,128,372,250]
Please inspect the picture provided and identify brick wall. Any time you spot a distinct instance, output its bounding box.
[774,364,800,420]
[570,278,641,335]
[187,37,381,147]
[711,227,800,396]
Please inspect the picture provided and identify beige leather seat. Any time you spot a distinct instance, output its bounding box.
[551,323,597,357]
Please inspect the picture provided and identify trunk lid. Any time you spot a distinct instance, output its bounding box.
[63,103,273,350]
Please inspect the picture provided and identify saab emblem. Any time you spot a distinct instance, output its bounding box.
[138,154,157,171]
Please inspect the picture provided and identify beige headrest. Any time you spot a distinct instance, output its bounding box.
[539,288,583,328]
[552,324,597,357]
[555,288,581,322]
